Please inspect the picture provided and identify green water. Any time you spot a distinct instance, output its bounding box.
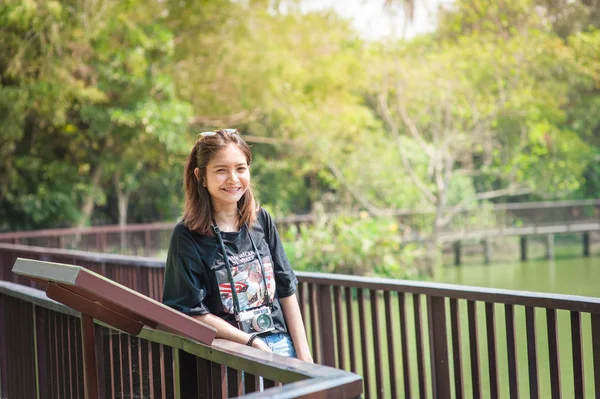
[307,254,600,399]
[437,255,600,298]
[433,255,600,399]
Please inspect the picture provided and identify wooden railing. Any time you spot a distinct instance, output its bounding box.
[0,280,362,399]
[2,243,600,398]
[1,199,598,256]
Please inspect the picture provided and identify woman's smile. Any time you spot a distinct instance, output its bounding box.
[204,144,250,211]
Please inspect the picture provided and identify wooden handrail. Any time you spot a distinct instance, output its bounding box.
[0,281,363,398]
[1,199,598,240]
[3,242,600,315]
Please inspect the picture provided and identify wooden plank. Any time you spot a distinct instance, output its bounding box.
[505,304,519,399]
[428,296,450,399]
[357,289,371,399]
[383,291,398,399]
[546,309,561,399]
[398,292,411,399]
[294,271,600,315]
[571,312,585,399]
[449,298,464,399]
[12,258,216,344]
[308,283,319,364]
[413,294,427,399]
[333,286,346,370]
[345,286,357,374]
[486,302,499,399]
[370,290,384,398]
[467,300,481,399]
[81,314,99,399]
[525,307,539,399]
[318,284,335,367]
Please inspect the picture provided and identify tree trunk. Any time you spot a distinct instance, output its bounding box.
[114,169,130,252]
[78,165,104,228]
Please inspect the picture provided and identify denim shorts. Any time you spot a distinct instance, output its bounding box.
[262,333,297,358]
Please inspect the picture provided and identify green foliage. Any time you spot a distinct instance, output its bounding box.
[0,0,599,279]
[282,212,423,279]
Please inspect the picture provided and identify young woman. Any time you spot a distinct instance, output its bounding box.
[162,129,313,362]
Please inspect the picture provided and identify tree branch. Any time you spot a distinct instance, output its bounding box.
[188,108,261,128]
[394,82,435,158]
[269,92,385,213]
[376,93,437,204]
[439,186,533,227]
[326,162,384,216]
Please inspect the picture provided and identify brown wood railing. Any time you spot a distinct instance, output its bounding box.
[0,281,362,399]
[1,199,598,257]
[2,243,600,398]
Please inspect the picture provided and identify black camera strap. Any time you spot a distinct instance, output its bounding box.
[212,223,273,317]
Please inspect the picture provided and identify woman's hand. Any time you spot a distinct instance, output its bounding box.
[280,294,314,363]
[296,351,313,363]
[251,338,273,353]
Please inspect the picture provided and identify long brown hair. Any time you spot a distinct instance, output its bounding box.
[181,129,258,235]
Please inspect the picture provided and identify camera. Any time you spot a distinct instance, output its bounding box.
[236,306,275,334]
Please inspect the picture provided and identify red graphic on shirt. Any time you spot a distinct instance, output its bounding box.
[218,281,248,295]
[216,256,275,314]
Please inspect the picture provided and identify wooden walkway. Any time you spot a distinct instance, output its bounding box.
[438,221,600,242]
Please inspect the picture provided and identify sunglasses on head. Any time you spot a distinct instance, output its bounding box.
[198,128,237,138]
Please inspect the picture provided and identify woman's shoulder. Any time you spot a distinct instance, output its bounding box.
[172,221,211,245]
[256,207,272,222]
[255,207,275,230]
[172,221,192,237]
[169,221,216,262]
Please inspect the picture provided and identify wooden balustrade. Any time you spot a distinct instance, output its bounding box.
[2,244,600,398]
[1,200,598,257]
[0,281,362,399]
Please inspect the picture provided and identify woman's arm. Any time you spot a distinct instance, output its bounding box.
[192,313,272,353]
[280,294,314,363]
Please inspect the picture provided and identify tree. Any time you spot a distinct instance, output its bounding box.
[366,0,592,274]
[0,0,106,230]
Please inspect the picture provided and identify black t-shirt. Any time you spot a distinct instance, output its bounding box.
[162,208,297,334]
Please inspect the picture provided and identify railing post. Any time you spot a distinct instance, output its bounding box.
[144,231,151,256]
[454,241,461,266]
[520,236,527,261]
[428,296,450,399]
[483,239,492,264]
[583,233,590,257]
[81,314,99,399]
[317,284,336,367]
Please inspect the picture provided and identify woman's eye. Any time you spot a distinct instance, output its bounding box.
[237,167,247,172]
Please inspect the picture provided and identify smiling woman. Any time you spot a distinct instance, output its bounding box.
[198,143,250,218]
[162,129,313,363]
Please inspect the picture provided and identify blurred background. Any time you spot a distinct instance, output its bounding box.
[1,0,599,286]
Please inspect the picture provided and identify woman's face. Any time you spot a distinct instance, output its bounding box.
[203,144,250,211]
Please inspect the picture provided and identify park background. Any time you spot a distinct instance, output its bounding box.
[1,0,599,283]
[2,1,600,398]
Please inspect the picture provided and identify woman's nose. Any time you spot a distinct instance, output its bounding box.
[227,170,239,182]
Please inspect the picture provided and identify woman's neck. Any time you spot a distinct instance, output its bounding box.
[213,208,240,232]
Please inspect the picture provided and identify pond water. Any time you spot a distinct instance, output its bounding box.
[437,254,600,297]
[431,253,600,398]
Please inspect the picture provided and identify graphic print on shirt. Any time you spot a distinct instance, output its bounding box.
[215,250,275,314]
